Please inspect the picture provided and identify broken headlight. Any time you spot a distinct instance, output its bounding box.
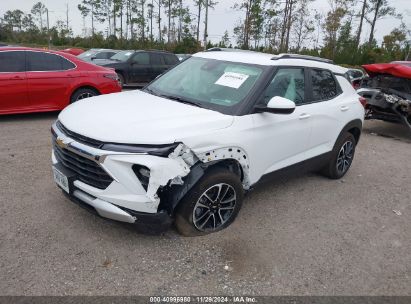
[101,142,180,157]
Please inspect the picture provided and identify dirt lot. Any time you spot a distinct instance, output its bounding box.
[0,112,410,296]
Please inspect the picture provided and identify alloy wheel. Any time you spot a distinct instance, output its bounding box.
[76,92,94,101]
[336,140,354,174]
[193,183,237,232]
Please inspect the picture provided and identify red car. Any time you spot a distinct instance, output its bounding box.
[0,47,121,115]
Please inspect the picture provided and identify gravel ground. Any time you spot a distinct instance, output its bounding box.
[0,113,410,296]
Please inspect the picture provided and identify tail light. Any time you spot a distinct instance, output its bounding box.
[359,96,367,108]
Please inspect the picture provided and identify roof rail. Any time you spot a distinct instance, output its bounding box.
[272,54,334,64]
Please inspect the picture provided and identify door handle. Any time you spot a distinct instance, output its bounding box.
[340,105,349,112]
[12,75,25,80]
[299,113,311,120]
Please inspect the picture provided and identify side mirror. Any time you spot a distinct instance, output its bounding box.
[254,96,296,114]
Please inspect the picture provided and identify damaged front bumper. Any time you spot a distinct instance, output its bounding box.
[51,122,196,229]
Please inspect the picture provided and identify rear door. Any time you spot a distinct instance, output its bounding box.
[304,68,354,158]
[150,53,167,81]
[26,51,76,110]
[0,51,29,113]
[129,52,151,84]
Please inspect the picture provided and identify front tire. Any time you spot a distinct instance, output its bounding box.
[321,132,356,179]
[175,169,244,237]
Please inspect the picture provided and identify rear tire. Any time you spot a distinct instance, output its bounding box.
[321,132,356,179]
[117,73,125,88]
[70,88,98,103]
[174,169,244,237]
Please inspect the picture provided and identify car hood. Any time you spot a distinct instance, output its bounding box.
[58,90,234,145]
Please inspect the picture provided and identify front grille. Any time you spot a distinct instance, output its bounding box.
[56,121,104,148]
[53,142,113,190]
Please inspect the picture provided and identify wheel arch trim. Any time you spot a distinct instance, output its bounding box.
[334,119,363,148]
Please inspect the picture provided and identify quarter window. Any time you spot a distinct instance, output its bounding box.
[27,52,75,71]
[0,51,25,72]
[262,68,305,105]
[164,54,178,65]
[311,69,338,101]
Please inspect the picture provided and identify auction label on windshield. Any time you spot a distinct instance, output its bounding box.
[215,72,249,89]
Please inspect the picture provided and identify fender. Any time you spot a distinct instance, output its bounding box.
[334,119,363,148]
[158,159,244,215]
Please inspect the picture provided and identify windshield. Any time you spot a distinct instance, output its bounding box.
[146,57,266,114]
[111,50,134,62]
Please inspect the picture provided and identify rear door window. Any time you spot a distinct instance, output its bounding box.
[310,69,339,101]
[27,52,75,71]
[151,53,165,65]
[0,51,26,72]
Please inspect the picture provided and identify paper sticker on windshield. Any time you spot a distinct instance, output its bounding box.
[215,72,249,89]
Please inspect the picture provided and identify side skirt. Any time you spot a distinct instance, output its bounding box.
[253,152,333,188]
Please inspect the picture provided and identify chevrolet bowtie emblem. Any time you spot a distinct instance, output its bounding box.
[56,137,68,149]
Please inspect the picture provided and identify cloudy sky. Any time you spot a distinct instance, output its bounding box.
[1,0,410,45]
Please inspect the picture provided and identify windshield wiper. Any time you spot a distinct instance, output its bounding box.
[160,94,204,108]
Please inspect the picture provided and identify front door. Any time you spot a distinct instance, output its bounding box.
[250,67,312,178]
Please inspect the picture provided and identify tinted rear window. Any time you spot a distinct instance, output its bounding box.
[311,69,338,101]
[0,51,25,72]
[27,52,75,71]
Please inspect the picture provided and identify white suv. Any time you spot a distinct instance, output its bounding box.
[51,50,364,236]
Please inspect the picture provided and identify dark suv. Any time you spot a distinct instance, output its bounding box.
[98,50,179,87]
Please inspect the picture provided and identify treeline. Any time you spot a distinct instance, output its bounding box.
[0,0,410,65]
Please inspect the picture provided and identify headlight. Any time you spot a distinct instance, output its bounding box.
[101,142,180,157]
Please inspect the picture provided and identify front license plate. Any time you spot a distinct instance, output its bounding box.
[53,166,70,193]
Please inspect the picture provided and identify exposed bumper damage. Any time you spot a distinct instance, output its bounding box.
[51,121,251,226]
[149,144,251,211]
[358,63,411,132]
[358,88,411,131]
